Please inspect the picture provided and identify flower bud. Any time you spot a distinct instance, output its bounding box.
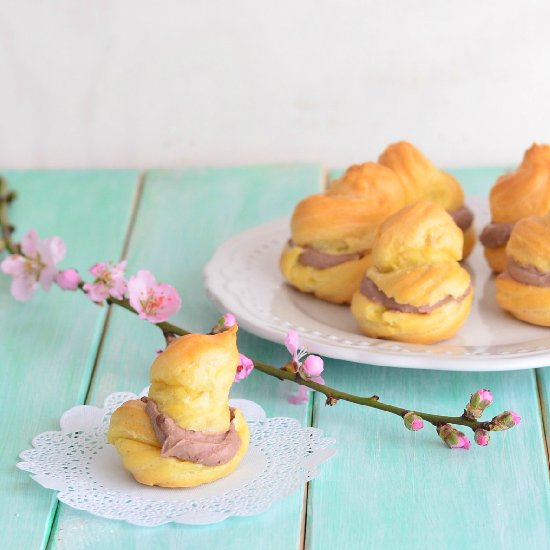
[235,353,254,382]
[492,411,521,431]
[403,411,424,431]
[474,428,490,446]
[437,424,471,450]
[465,389,494,419]
[212,312,237,333]
[56,268,81,291]
[302,354,324,377]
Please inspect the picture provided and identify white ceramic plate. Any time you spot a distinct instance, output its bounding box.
[204,197,550,371]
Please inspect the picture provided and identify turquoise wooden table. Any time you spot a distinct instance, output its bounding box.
[1,167,550,550]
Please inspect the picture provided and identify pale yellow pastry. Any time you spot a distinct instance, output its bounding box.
[351,201,473,344]
[496,212,550,326]
[379,141,476,259]
[108,326,249,487]
[280,162,407,304]
[481,143,550,273]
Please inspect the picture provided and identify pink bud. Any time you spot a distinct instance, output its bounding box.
[223,312,236,328]
[302,355,324,377]
[437,424,470,450]
[403,411,424,431]
[455,435,471,450]
[492,410,521,431]
[56,268,81,290]
[476,389,493,405]
[466,388,494,419]
[235,353,254,382]
[474,429,490,446]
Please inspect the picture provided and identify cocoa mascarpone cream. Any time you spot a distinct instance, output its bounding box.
[507,258,550,287]
[449,205,474,231]
[142,397,241,467]
[289,240,367,269]
[360,277,471,314]
[479,222,514,248]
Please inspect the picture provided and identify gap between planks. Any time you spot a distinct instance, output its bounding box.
[43,170,146,550]
[298,168,331,550]
[535,369,550,478]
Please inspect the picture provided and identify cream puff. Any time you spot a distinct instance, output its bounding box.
[108,325,249,487]
[351,201,473,344]
[480,144,550,273]
[280,162,407,304]
[378,141,476,259]
[496,212,550,326]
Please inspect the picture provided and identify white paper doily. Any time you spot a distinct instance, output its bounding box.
[17,389,335,526]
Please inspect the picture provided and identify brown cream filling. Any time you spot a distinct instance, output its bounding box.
[479,222,514,248]
[360,277,471,314]
[142,397,241,467]
[289,240,368,269]
[507,258,550,287]
[449,205,474,231]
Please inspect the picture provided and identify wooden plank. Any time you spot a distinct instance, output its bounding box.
[48,165,323,549]
[306,167,550,549]
[0,170,139,550]
[307,366,550,549]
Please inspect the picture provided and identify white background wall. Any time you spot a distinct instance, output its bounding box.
[1,1,549,169]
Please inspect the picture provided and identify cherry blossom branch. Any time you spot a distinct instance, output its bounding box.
[0,177,521,449]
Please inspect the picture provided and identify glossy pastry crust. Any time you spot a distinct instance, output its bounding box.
[484,144,550,273]
[496,213,550,326]
[378,141,475,259]
[107,326,250,487]
[351,201,473,344]
[281,162,406,304]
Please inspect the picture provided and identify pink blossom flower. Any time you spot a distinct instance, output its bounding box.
[437,424,471,450]
[283,330,325,404]
[56,268,81,290]
[403,411,424,431]
[127,270,181,323]
[235,353,254,382]
[474,429,490,446]
[0,229,66,301]
[284,330,300,358]
[83,261,127,302]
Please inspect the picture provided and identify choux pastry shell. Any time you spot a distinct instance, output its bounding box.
[108,326,249,487]
[280,162,407,304]
[378,141,476,260]
[481,143,550,273]
[496,212,550,326]
[351,201,473,344]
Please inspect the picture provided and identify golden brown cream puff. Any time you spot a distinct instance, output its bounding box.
[280,162,407,304]
[378,141,476,259]
[496,212,550,326]
[108,325,249,487]
[480,143,550,273]
[351,201,473,344]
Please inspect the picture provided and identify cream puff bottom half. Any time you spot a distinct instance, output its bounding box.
[108,399,250,488]
[483,246,507,274]
[280,244,373,304]
[350,288,473,345]
[496,275,550,327]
